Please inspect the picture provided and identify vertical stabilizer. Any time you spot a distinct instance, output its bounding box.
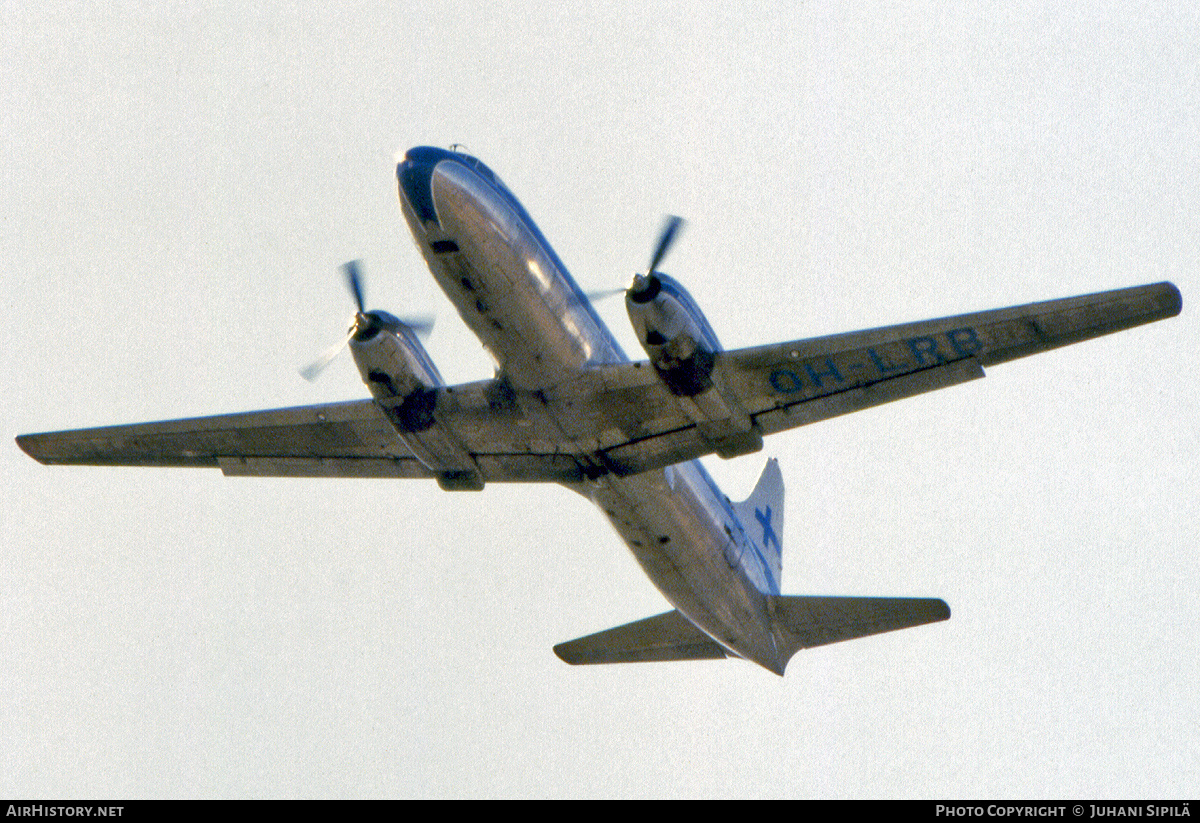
[733,458,784,592]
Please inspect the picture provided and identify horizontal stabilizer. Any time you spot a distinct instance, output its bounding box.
[770,595,950,662]
[554,610,728,665]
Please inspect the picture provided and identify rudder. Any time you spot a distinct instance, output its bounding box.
[733,458,784,592]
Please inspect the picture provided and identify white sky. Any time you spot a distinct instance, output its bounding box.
[3,0,1197,798]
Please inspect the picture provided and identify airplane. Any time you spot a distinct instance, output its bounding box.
[17,145,1181,675]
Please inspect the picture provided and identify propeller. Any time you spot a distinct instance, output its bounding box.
[299,260,434,382]
[647,214,684,278]
[345,259,366,315]
[584,216,687,304]
[584,286,628,301]
[629,214,684,303]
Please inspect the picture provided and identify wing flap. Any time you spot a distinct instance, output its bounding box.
[218,452,587,482]
[752,356,985,436]
[554,610,729,665]
[217,456,430,478]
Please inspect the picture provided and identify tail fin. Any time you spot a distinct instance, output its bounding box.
[732,458,784,591]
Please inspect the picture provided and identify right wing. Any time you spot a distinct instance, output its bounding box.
[17,399,436,476]
[16,396,587,483]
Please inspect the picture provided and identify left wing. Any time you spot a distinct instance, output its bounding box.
[582,280,1181,474]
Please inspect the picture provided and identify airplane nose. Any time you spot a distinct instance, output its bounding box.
[397,146,457,224]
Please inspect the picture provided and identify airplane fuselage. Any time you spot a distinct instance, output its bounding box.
[396,146,784,671]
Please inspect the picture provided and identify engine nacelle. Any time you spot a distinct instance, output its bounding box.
[626,272,723,396]
[349,311,444,432]
[347,309,483,489]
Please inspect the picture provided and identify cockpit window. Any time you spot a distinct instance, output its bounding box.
[472,159,507,192]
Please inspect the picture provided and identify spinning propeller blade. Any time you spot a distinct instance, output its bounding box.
[299,260,434,382]
[647,214,684,277]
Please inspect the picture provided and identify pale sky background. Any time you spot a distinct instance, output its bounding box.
[3,1,1198,799]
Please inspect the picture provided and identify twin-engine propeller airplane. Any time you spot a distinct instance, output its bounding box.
[17,146,1181,674]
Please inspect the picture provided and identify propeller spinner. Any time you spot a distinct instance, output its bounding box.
[629,215,684,304]
[300,260,433,381]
